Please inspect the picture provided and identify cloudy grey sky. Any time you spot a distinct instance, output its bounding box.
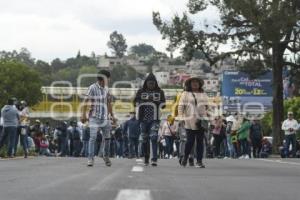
[0,0,219,62]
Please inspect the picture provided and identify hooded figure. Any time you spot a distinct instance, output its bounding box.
[134,73,166,121]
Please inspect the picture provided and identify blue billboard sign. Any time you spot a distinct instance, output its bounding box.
[222,71,273,113]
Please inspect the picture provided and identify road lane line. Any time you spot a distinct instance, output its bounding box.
[259,159,300,166]
[115,189,151,200]
[131,166,144,172]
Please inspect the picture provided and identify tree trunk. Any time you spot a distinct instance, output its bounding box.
[271,46,284,154]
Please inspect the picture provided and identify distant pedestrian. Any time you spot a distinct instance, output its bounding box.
[250,119,263,158]
[237,118,251,159]
[0,98,20,157]
[281,112,298,158]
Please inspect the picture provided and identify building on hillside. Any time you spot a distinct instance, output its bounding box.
[153,71,170,86]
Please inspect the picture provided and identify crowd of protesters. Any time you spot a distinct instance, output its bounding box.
[1,71,300,168]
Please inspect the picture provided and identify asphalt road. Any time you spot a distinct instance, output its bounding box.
[0,157,300,200]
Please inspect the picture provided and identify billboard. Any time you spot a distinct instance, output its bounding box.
[222,71,273,113]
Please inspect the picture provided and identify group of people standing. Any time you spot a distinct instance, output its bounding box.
[1,70,299,168]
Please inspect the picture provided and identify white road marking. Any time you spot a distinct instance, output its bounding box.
[131,166,144,172]
[115,189,151,200]
[259,159,300,166]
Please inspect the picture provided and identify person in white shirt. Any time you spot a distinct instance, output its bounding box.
[281,111,298,157]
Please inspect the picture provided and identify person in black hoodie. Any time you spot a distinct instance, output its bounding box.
[134,73,166,166]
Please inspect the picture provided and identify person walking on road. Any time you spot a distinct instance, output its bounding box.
[82,70,116,167]
[282,111,299,158]
[134,73,166,166]
[178,77,209,168]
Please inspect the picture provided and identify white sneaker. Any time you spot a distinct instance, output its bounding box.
[223,156,229,159]
[244,155,250,159]
[170,155,173,159]
[87,159,94,167]
[165,154,169,159]
[239,156,245,159]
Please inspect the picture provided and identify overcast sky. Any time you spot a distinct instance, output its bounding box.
[0,0,220,62]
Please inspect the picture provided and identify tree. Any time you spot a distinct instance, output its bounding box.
[0,60,42,107]
[0,48,35,67]
[107,31,128,58]
[153,0,300,152]
[129,43,156,57]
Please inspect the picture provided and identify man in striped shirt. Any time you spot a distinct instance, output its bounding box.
[82,70,116,167]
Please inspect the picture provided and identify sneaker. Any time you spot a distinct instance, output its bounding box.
[151,160,157,167]
[179,156,183,165]
[103,157,112,167]
[181,158,187,167]
[195,162,205,168]
[244,155,250,159]
[189,158,194,167]
[87,159,94,167]
[238,155,245,159]
[165,154,169,159]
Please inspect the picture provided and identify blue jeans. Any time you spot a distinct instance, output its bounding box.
[116,139,123,157]
[81,141,89,157]
[226,135,236,158]
[88,118,111,159]
[140,120,159,162]
[164,136,174,157]
[129,137,139,158]
[285,134,296,158]
[3,126,17,157]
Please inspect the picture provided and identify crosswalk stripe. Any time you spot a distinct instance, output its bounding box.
[115,189,151,200]
[131,166,144,172]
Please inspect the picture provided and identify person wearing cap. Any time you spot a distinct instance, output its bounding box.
[282,112,299,158]
[178,77,209,168]
[134,73,166,166]
[82,70,116,167]
[0,98,20,158]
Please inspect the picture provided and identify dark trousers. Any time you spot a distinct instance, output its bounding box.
[213,134,223,157]
[164,136,174,157]
[252,138,262,158]
[239,139,248,156]
[123,136,129,157]
[184,129,204,163]
[2,127,17,157]
[129,137,139,158]
[116,139,123,157]
[285,134,296,158]
[58,137,68,156]
[72,140,81,157]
